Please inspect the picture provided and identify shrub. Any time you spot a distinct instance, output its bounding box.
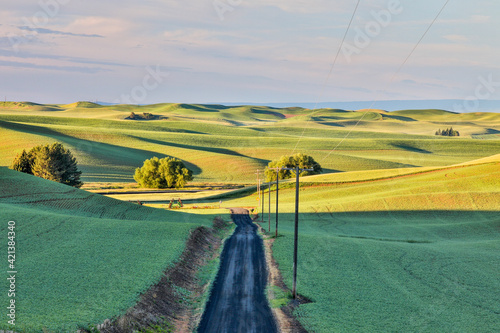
[134,157,193,189]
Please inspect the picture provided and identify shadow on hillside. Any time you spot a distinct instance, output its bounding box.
[178,104,230,112]
[251,210,500,242]
[0,120,202,175]
[485,128,500,134]
[382,114,417,122]
[130,136,270,165]
[317,121,346,127]
[250,109,286,119]
[321,168,342,174]
[390,142,432,154]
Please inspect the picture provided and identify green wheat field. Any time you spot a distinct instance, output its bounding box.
[0,101,499,332]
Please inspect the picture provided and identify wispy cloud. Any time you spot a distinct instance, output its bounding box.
[0,59,110,73]
[18,26,103,38]
[443,34,469,42]
[0,0,498,103]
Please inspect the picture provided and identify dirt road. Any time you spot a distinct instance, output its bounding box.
[197,208,277,333]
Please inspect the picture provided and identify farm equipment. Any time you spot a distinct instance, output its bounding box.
[168,198,183,209]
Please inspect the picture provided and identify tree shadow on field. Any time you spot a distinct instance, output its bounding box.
[0,120,202,175]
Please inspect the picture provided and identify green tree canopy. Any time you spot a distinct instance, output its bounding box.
[436,127,460,136]
[264,153,322,182]
[10,143,82,188]
[134,156,194,189]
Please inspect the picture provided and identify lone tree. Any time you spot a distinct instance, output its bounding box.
[134,156,193,189]
[265,153,322,182]
[10,143,83,188]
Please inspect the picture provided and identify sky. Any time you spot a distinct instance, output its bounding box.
[0,0,499,105]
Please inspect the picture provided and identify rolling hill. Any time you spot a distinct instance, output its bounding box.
[0,102,499,184]
[0,167,219,332]
[0,102,498,332]
[220,155,500,332]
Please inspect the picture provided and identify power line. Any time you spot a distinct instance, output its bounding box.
[320,0,451,162]
[292,0,362,154]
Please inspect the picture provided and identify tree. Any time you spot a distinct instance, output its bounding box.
[134,156,194,189]
[10,143,83,188]
[10,149,32,174]
[264,153,322,182]
[435,127,460,137]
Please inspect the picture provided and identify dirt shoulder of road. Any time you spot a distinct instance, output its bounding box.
[91,216,233,333]
[257,222,310,333]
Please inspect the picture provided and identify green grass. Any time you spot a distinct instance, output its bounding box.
[221,158,500,332]
[0,102,499,331]
[0,167,221,332]
[1,102,499,183]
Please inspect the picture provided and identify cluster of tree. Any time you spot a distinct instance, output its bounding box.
[264,153,322,182]
[435,127,460,136]
[134,156,193,189]
[128,112,155,120]
[10,143,82,188]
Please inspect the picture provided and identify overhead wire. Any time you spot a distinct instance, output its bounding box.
[320,0,451,162]
[292,0,362,154]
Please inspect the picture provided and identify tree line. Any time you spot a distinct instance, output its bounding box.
[11,142,322,190]
[435,127,460,136]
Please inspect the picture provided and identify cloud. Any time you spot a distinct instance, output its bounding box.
[18,26,103,38]
[65,17,134,36]
[471,15,490,23]
[0,59,109,73]
[243,0,353,14]
[443,34,469,42]
[0,48,131,68]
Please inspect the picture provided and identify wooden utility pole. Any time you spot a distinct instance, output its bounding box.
[268,168,282,238]
[261,181,265,222]
[268,182,271,232]
[280,166,314,299]
[255,170,261,206]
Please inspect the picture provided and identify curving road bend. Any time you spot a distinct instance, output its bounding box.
[198,208,277,333]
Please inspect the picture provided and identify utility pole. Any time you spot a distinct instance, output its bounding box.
[268,182,271,232]
[255,169,261,207]
[280,166,314,299]
[261,181,265,222]
[268,168,282,238]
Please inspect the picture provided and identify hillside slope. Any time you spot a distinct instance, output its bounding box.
[0,168,214,331]
[222,156,500,332]
[0,103,499,183]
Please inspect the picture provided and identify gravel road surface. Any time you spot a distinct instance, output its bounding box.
[197,208,277,333]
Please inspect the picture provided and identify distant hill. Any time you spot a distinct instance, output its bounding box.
[221,100,500,113]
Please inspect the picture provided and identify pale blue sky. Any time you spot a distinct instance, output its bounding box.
[0,0,499,104]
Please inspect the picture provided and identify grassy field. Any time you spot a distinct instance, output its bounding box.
[0,167,223,332]
[0,102,498,332]
[219,156,500,332]
[1,102,499,183]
